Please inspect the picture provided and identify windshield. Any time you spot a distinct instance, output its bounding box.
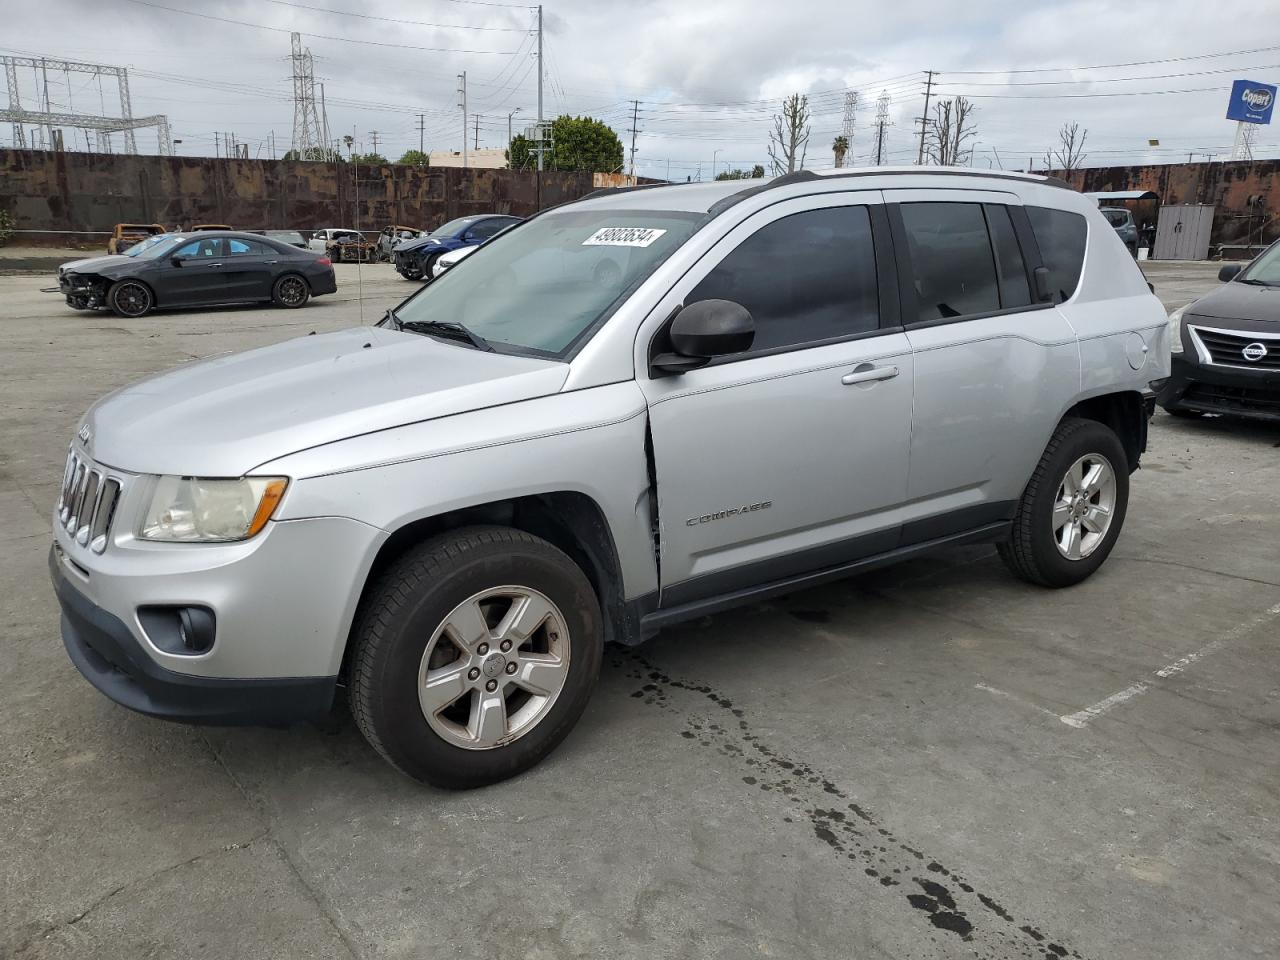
[395,209,704,356]
[427,217,479,238]
[126,234,184,258]
[1240,242,1280,285]
[1101,210,1128,227]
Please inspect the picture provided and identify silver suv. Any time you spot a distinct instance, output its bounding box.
[49,169,1170,788]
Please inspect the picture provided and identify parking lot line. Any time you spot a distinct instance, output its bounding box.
[1059,600,1280,728]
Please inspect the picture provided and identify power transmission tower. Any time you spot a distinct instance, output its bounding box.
[2,55,171,155]
[842,90,859,157]
[873,89,892,165]
[627,99,640,177]
[289,34,326,159]
[457,72,468,169]
[915,70,936,165]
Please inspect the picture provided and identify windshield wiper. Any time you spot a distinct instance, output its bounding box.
[400,319,493,351]
[1236,277,1276,286]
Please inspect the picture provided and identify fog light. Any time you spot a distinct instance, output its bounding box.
[138,605,216,656]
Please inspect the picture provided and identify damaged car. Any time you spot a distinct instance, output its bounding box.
[55,231,337,318]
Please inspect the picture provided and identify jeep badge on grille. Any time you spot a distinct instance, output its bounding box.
[77,423,92,448]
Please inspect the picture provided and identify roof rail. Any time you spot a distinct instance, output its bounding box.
[578,180,687,202]
[707,167,1070,218]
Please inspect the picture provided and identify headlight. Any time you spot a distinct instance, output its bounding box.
[139,476,288,542]
[1166,304,1188,354]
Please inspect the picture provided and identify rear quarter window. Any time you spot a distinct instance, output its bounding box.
[1026,206,1087,303]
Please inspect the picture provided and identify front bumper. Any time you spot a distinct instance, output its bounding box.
[51,545,336,725]
[1156,355,1280,422]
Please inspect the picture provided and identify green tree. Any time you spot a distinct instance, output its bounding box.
[350,152,388,165]
[715,165,767,181]
[398,149,430,167]
[282,147,343,162]
[507,115,624,172]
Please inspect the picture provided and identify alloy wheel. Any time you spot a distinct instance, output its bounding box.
[277,276,308,306]
[417,586,571,750]
[113,281,151,317]
[1052,453,1117,560]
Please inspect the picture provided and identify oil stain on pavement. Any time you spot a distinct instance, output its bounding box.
[616,649,1081,960]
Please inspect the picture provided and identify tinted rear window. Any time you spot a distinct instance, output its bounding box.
[1027,206,1087,303]
[899,202,1000,321]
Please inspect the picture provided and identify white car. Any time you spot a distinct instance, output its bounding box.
[431,244,478,278]
[307,228,364,253]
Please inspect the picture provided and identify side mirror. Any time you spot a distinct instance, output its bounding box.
[170,256,183,267]
[1218,263,1242,282]
[1032,266,1054,303]
[651,299,754,375]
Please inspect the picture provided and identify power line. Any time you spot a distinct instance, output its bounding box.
[118,0,519,54]
[945,43,1280,75]
[254,0,530,29]
[940,62,1280,87]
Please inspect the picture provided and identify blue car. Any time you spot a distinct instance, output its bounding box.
[393,214,523,281]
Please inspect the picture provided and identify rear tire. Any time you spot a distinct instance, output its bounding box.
[272,274,310,308]
[349,526,603,789]
[106,279,153,318]
[998,418,1129,588]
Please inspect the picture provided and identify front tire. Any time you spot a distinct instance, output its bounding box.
[349,526,603,789]
[399,258,424,281]
[106,279,153,318]
[272,274,311,308]
[998,418,1129,588]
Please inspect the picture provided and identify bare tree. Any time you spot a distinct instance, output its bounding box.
[924,96,977,166]
[1044,122,1088,175]
[768,94,811,175]
[832,135,849,168]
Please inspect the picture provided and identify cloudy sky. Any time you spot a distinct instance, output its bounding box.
[3,0,1277,179]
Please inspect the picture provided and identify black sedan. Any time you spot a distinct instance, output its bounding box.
[1159,241,1280,423]
[56,232,338,318]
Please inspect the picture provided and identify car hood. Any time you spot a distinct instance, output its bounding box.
[397,236,449,254]
[82,326,568,476]
[1188,281,1280,325]
[60,254,135,275]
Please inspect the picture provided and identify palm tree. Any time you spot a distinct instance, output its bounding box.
[832,135,850,168]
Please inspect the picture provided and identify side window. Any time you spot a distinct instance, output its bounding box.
[469,219,501,241]
[984,205,1032,309]
[226,239,256,255]
[687,206,880,353]
[1026,206,1087,303]
[899,202,999,321]
[174,238,222,258]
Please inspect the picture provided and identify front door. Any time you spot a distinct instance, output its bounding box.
[638,192,915,608]
[153,235,228,305]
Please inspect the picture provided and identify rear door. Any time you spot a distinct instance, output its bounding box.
[639,192,916,607]
[888,190,1080,539]
[221,238,276,300]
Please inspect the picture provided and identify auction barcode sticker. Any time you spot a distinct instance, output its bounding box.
[582,227,667,247]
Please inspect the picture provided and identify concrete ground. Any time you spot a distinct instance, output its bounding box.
[2,260,1278,960]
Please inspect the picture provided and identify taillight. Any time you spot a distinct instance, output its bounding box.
[317,256,332,266]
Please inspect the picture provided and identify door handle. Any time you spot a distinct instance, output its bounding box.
[265,260,278,265]
[841,364,899,386]
[208,262,223,268]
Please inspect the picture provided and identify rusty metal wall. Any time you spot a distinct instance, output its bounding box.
[0,149,602,243]
[1058,159,1280,246]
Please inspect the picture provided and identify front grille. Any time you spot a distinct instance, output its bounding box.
[1191,326,1280,370]
[57,449,124,553]
[1182,382,1280,417]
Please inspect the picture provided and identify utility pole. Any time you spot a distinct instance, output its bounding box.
[457,71,468,169]
[318,82,330,154]
[369,130,379,157]
[418,114,425,155]
[474,113,480,150]
[507,107,521,159]
[916,70,936,165]
[627,99,639,177]
[536,4,543,172]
